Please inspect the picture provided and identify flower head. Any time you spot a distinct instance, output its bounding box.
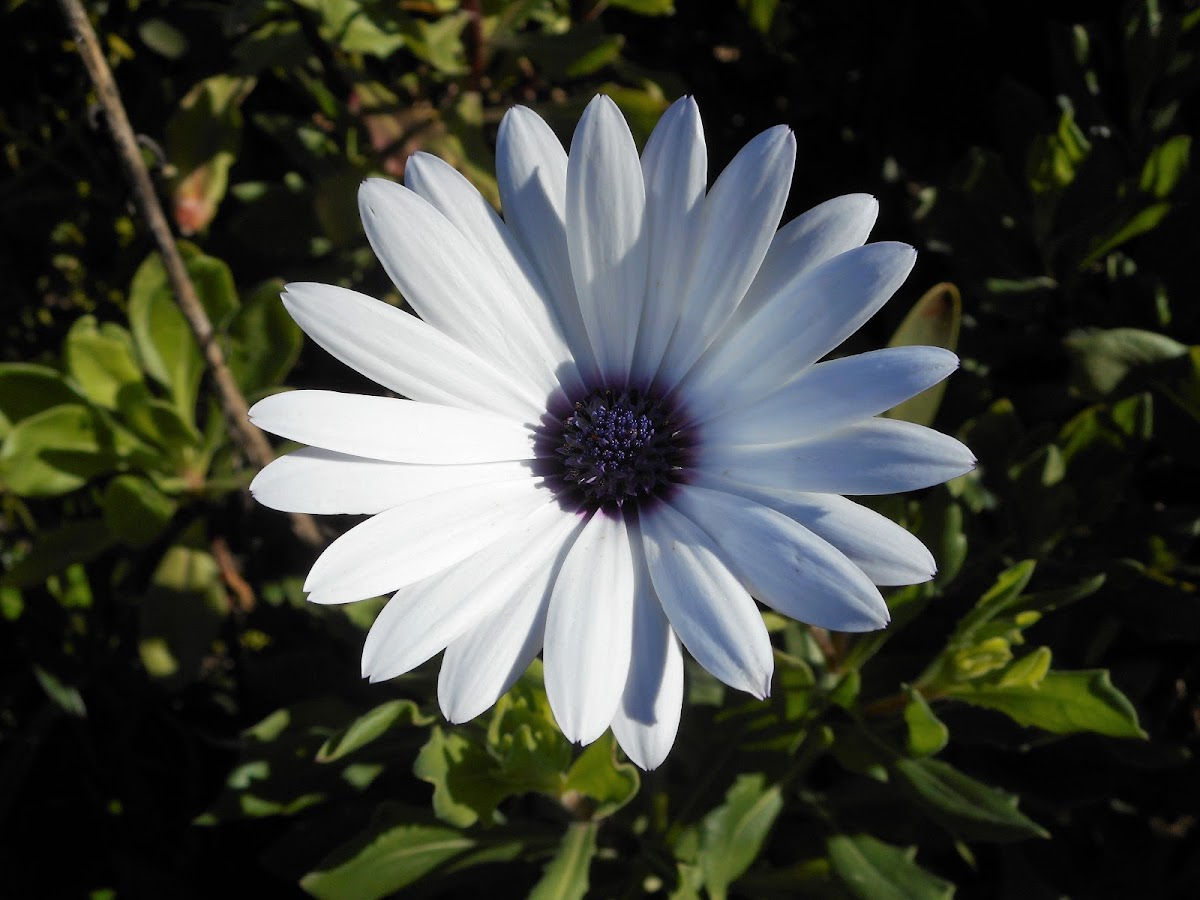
[249,95,975,769]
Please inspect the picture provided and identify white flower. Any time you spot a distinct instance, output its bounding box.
[248,95,974,770]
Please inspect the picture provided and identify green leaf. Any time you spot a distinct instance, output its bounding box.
[1140,135,1191,198]
[953,561,1037,643]
[946,669,1145,738]
[528,822,598,900]
[885,282,962,426]
[413,727,510,828]
[0,364,86,439]
[699,773,784,900]
[33,666,87,718]
[562,732,639,819]
[228,280,302,394]
[301,824,476,900]
[127,245,239,420]
[737,0,779,33]
[0,404,117,496]
[891,757,1048,843]
[1066,327,1188,396]
[1081,202,1173,268]
[138,17,189,59]
[607,0,675,14]
[102,474,177,547]
[166,75,256,234]
[63,317,144,410]
[317,700,432,762]
[137,542,228,689]
[3,520,113,588]
[904,688,949,757]
[293,0,408,57]
[828,834,955,900]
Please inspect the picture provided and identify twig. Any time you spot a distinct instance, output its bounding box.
[57,0,323,550]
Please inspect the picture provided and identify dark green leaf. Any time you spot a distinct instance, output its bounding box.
[891,757,1048,843]
[886,282,962,426]
[317,700,432,762]
[0,364,86,439]
[828,833,955,900]
[228,280,302,394]
[528,822,598,900]
[699,773,784,899]
[102,474,177,547]
[33,666,87,718]
[138,542,229,690]
[3,519,114,588]
[1066,327,1187,396]
[301,824,476,900]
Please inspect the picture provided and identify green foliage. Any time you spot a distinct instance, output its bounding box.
[4,0,1197,896]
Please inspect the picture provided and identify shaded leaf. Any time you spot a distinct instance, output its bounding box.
[700,773,784,899]
[3,519,114,588]
[528,822,598,900]
[317,700,432,762]
[886,282,962,426]
[891,757,1048,843]
[0,364,86,439]
[301,824,476,900]
[102,474,177,547]
[828,833,954,900]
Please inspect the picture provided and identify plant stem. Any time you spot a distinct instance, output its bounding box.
[56,0,323,550]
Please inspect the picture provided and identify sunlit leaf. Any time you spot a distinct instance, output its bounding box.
[0,404,117,496]
[946,669,1145,738]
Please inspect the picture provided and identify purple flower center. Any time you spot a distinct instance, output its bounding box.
[555,388,685,509]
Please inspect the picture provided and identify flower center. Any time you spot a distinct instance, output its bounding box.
[554,388,685,509]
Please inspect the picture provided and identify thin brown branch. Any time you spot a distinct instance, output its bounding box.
[57,0,323,550]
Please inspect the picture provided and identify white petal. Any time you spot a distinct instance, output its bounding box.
[250,448,533,515]
[610,536,684,770]
[281,283,541,420]
[691,474,936,586]
[699,346,960,445]
[683,242,917,412]
[544,511,637,745]
[657,125,796,387]
[700,418,977,496]
[639,502,773,697]
[671,484,891,632]
[358,178,565,402]
[631,96,707,386]
[566,96,649,382]
[405,152,586,397]
[362,503,579,682]
[303,478,552,605]
[496,106,600,382]
[438,513,586,723]
[735,194,879,324]
[248,391,535,465]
